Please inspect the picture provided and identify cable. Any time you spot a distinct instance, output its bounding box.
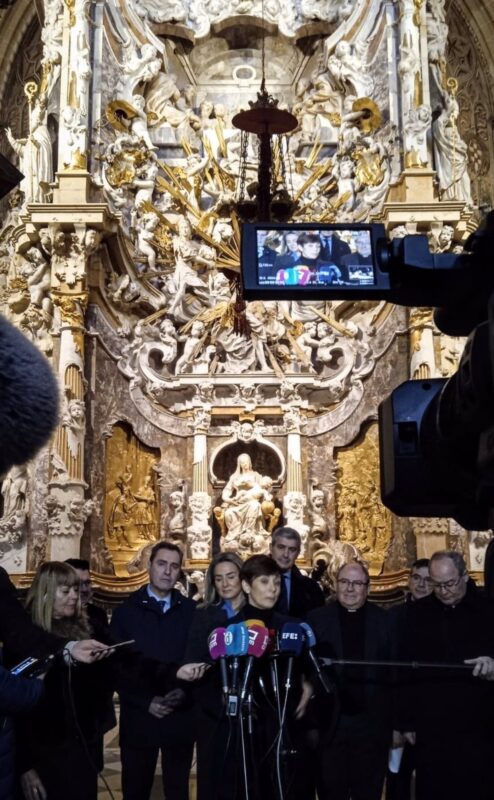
[64,648,116,800]
[274,670,290,800]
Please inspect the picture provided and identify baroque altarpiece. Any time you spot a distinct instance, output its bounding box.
[0,0,493,596]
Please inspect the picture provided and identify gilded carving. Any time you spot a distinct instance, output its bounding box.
[335,425,392,575]
[104,424,160,576]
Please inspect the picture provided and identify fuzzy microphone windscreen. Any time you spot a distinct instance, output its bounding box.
[0,315,59,476]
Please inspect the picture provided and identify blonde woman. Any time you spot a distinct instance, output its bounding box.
[18,562,114,800]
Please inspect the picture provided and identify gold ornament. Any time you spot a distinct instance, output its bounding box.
[106,100,138,132]
[24,81,38,106]
[353,146,385,187]
[352,97,381,134]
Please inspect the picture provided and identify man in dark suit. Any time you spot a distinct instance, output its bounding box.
[270,526,324,618]
[318,232,351,264]
[308,560,392,800]
[111,541,196,800]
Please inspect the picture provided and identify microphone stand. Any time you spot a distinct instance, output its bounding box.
[320,657,477,670]
[270,655,282,728]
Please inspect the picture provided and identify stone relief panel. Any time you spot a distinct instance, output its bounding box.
[103,421,161,576]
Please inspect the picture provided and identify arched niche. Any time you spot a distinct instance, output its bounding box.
[210,439,285,488]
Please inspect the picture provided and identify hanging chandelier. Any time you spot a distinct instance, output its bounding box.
[232,24,298,223]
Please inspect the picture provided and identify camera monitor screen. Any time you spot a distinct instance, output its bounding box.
[241,222,389,301]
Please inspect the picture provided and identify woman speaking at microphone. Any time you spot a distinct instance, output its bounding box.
[179,554,312,800]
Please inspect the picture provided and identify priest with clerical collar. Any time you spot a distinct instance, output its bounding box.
[308,560,392,800]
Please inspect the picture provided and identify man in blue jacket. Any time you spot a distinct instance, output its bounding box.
[111,541,196,800]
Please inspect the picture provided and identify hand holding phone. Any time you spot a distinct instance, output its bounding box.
[90,639,135,656]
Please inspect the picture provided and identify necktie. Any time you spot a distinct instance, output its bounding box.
[278,574,289,614]
[157,599,167,613]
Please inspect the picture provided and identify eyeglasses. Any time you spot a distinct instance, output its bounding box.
[337,578,369,589]
[430,575,464,592]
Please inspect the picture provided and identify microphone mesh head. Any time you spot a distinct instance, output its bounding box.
[279,622,305,655]
[0,316,59,475]
[208,627,227,659]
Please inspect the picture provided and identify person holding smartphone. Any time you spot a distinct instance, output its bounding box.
[16,562,115,800]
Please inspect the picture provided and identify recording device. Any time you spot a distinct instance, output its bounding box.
[241,215,494,331]
[242,223,387,301]
[0,315,60,476]
[224,622,249,716]
[242,213,494,528]
[239,623,270,702]
[208,627,229,697]
[279,622,305,692]
[0,151,23,200]
[11,653,55,678]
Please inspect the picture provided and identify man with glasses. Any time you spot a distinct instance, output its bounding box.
[395,550,494,800]
[308,560,392,800]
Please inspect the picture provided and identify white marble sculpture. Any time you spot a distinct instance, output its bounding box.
[433,93,472,204]
[4,98,53,205]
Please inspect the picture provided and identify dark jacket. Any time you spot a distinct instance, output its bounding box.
[0,667,42,800]
[16,652,114,765]
[110,586,196,746]
[318,235,352,264]
[275,566,325,619]
[0,568,66,665]
[307,600,392,732]
[395,585,494,738]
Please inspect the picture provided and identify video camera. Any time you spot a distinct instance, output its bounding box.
[241,215,494,530]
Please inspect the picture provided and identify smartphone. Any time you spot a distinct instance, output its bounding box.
[91,639,136,654]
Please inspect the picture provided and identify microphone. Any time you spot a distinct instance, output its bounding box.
[208,627,229,697]
[10,653,55,677]
[224,623,249,716]
[300,621,333,694]
[0,315,59,476]
[239,624,269,702]
[279,622,305,691]
[244,618,264,629]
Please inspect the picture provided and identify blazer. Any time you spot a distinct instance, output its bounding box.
[111,586,196,746]
[275,566,325,619]
[307,600,392,728]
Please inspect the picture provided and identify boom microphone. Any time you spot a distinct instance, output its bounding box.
[239,624,269,702]
[300,621,333,694]
[224,622,249,716]
[279,622,304,691]
[208,627,229,697]
[0,315,59,476]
